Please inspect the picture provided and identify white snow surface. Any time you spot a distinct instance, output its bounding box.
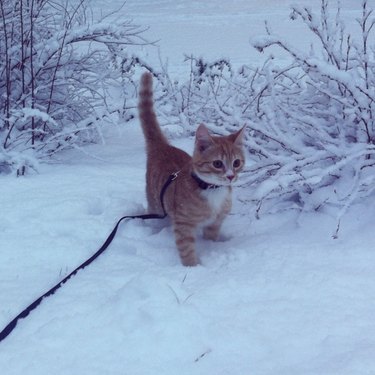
[1,1,375,374]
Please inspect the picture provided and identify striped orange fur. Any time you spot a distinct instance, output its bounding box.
[138,72,245,266]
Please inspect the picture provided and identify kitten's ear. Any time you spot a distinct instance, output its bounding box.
[195,124,214,152]
[230,125,246,146]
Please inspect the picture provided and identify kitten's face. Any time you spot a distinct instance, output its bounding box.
[192,124,245,186]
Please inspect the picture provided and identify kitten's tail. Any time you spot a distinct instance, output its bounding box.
[138,72,168,147]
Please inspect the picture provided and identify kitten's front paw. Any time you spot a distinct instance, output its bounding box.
[181,255,200,267]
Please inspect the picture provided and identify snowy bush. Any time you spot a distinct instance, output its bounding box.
[0,0,147,175]
[251,0,375,228]
[148,0,375,228]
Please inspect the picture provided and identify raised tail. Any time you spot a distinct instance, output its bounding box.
[138,72,168,148]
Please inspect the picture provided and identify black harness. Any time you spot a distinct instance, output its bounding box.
[191,173,221,190]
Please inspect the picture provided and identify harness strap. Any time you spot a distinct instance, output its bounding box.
[0,172,178,343]
[191,172,221,190]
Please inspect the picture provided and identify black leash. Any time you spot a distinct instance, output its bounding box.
[0,172,178,343]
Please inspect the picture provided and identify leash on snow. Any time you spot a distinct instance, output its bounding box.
[0,172,179,343]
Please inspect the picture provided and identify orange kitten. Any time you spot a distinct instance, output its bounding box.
[138,72,245,266]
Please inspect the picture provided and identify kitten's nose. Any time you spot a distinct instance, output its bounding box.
[227,175,235,181]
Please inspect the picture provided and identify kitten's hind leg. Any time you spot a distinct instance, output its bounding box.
[146,187,164,215]
[203,221,223,241]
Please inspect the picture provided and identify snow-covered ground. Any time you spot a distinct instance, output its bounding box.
[1,1,375,374]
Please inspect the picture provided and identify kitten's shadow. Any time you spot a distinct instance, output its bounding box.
[212,233,232,242]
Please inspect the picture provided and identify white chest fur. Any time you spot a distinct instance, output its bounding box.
[201,186,230,215]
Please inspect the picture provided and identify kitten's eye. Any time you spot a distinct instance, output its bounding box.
[212,160,223,169]
[233,159,241,168]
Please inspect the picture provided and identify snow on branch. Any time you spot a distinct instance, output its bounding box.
[0,0,149,175]
[151,0,375,223]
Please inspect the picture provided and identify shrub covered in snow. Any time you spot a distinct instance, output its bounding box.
[147,0,375,226]
[251,0,375,217]
[0,0,147,175]
[2,0,374,225]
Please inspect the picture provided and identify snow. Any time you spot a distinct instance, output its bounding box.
[1,0,375,374]
[109,0,363,76]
